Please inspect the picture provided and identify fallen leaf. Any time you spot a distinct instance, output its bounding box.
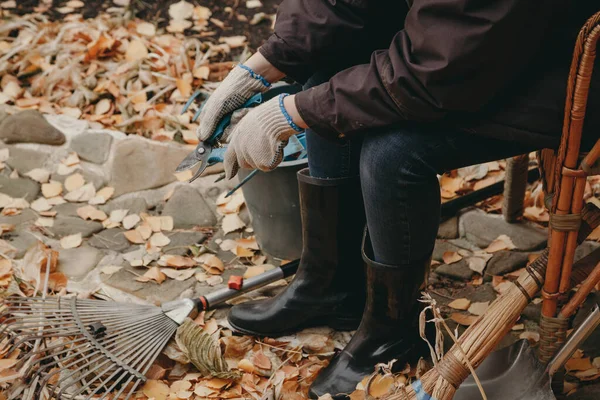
[124,229,145,244]
[137,22,156,37]
[448,298,471,311]
[442,251,462,265]
[135,266,166,284]
[566,357,594,372]
[150,232,170,247]
[31,197,52,212]
[160,216,174,231]
[137,223,152,240]
[123,214,141,229]
[42,181,63,198]
[234,246,254,258]
[485,234,517,253]
[243,266,265,279]
[64,183,96,202]
[367,375,395,398]
[35,217,54,227]
[60,233,82,249]
[89,186,114,205]
[468,301,489,316]
[62,152,80,166]
[77,205,107,221]
[519,331,540,343]
[100,265,123,275]
[573,368,600,381]
[222,214,245,234]
[200,254,224,275]
[109,209,128,223]
[161,268,195,281]
[143,380,170,400]
[466,256,488,274]
[169,0,194,20]
[25,168,50,183]
[126,40,148,62]
[252,352,271,370]
[64,173,85,192]
[161,255,196,269]
[237,359,254,373]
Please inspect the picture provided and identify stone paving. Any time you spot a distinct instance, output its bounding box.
[0,109,599,398]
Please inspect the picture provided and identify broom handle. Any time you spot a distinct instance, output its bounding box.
[195,259,300,310]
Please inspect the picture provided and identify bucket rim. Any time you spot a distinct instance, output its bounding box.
[280,158,308,168]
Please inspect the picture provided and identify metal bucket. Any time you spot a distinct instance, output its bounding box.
[239,158,307,260]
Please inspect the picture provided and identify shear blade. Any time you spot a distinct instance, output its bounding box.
[176,149,202,172]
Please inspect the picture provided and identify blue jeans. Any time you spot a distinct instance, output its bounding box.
[304,74,534,265]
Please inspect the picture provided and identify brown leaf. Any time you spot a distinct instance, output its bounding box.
[161,255,196,269]
[252,352,271,370]
[367,375,395,398]
[485,234,517,253]
[448,298,471,311]
[566,357,594,372]
[124,229,145,244]
[142,380,170,400]
[442,251,462,265]
[200,254,224,275]
[135,266,166,284]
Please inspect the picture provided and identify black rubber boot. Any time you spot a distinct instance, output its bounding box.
[308,231,431,399]
[227,168,366,336]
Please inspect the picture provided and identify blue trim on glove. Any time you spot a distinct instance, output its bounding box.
[279,94,303,133]
[238,64,271,88]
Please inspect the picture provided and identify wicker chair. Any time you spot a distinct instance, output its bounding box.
[531,12,600,365]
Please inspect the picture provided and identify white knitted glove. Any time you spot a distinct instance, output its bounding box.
[196,65,270,141]
[224,95,302,178]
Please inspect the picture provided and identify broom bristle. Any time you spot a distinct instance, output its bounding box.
[0,295,179,400]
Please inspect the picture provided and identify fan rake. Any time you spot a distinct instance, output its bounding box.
[0,260,299,399]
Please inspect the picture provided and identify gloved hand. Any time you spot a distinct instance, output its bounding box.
[196,65,270,141]
[224,94,303,178]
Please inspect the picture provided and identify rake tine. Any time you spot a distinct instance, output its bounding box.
[61,320,174,399]
[53,317,175,397]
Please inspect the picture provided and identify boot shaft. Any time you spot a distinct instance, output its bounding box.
[361,230,430,329]
[295,169,366,294]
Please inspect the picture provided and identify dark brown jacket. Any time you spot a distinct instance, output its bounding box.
[259,0,600,148]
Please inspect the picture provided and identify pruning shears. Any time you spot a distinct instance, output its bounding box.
[176,91,265,182]
[176,84,304,197]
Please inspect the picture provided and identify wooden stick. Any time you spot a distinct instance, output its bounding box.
[559,261,600,319]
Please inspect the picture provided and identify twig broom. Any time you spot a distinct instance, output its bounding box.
[383,203,600,400]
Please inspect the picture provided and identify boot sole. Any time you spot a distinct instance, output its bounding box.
[228,314,361,337]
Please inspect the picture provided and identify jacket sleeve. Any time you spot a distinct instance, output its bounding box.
[294,0,563,140]
[259,0,372,84]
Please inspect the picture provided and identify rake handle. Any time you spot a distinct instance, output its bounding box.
[195,259,300,310]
